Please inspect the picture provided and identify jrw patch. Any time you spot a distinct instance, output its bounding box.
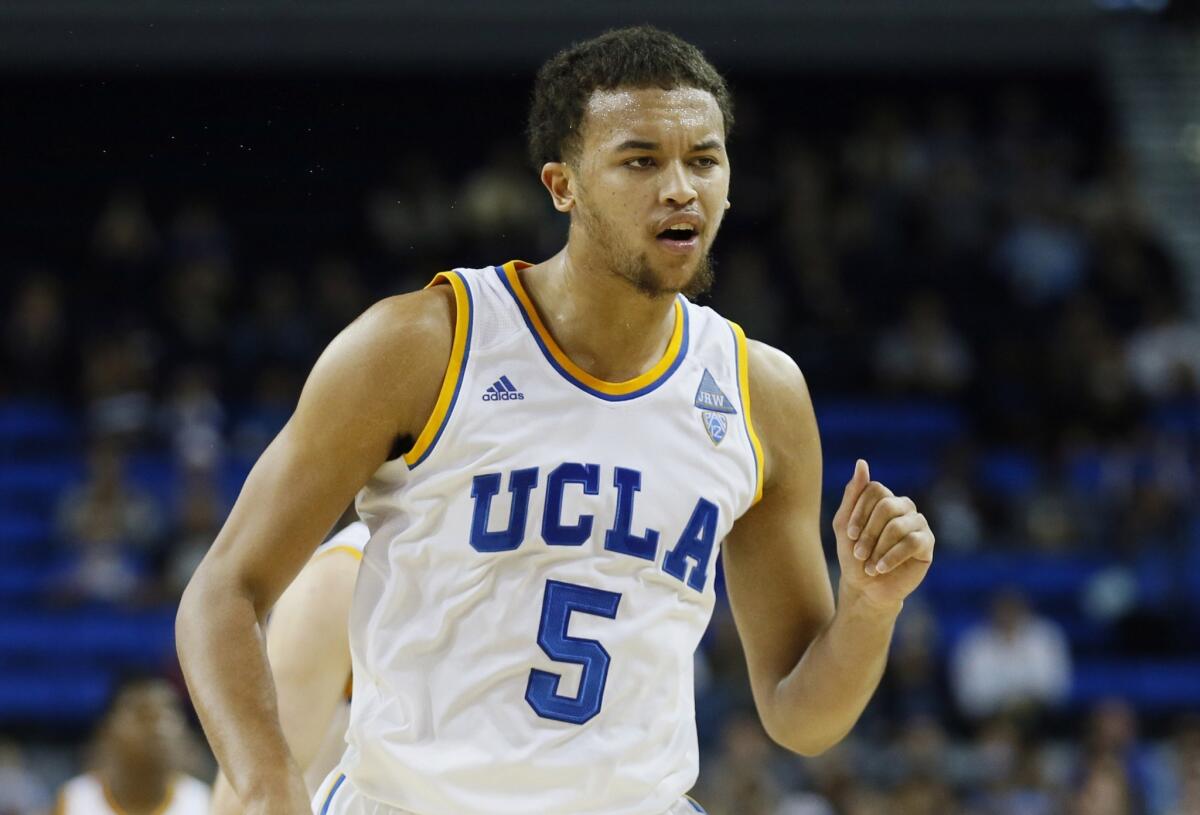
[694,369,736,445]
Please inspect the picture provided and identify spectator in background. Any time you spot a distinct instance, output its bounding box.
[163,472,224,598]
[81,331,158,443]
[1163,716,1200,815]
[54,438,162,604]
[0,741,50,815]
[90,188,162,315]
[923,443,985,553]
[873,292,973,396]
[1071,754,1137,815]
[160,363,225,472]
[879,603,950,722]
[1,272,73,399]
[54,680,210,814]
[91,189,160,270]
[1125,293,1200,401]
[950,591,1072,721]
[700,713,784,815]
[1077,699,1155,815]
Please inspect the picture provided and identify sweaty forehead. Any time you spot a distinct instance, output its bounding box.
[582,87,723,148]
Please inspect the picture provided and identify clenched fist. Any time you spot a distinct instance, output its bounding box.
[832,459,935,611]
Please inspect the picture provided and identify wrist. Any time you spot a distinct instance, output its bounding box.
[838,580,904,621]
[240,770,309,813]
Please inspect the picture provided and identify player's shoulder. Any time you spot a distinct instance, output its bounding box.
[348,285,456,355]
[306,283,458,429]
[744,337,809,404]
[739,337,818,488]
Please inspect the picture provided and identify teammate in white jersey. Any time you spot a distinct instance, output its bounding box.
[54,680,210,815]
[177,25,936,815]
[210,520,369,813]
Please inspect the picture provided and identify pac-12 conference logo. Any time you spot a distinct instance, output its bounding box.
[694,369,736,445]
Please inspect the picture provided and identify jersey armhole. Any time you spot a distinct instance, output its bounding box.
[729,320,765,506]
[402,271,473,469]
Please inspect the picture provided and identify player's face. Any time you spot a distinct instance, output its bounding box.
[570,87,730,298]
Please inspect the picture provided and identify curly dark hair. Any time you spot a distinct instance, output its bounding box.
[527,25,734,170]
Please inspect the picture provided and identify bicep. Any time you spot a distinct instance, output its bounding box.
[196,290,450,616]
[265,550,358,770]
[723,342,834,698]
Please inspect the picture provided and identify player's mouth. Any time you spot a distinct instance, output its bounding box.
[654,218,702,254]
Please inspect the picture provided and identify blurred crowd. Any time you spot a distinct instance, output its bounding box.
[1,73,1198,814]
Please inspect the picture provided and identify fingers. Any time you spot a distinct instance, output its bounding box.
[832,459,871,535]
[871,527,935,575]
[862,512,926,575]
[851,494,916,561]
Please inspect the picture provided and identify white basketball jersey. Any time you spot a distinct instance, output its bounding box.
[56,773,210,815]
[342,261,763,815]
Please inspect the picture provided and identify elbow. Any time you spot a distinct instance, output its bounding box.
[761,714,850,757]
[175,558,235,660]
[175,563,212,661]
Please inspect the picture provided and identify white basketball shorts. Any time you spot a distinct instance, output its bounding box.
[311,771,708,815]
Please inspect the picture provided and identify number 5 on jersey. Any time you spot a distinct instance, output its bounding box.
[525,580,622,725]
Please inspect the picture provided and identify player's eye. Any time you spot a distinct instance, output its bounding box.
[625,156,656,169]
[692,156,719,168]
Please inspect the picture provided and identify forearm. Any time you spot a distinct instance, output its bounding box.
[763,582,900,755]
[175,570,307,810]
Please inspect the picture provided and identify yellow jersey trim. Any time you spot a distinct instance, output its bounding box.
[500,260,686,397]
[730,321,765,506]
[313,544,364,563]
[403,271,471,467]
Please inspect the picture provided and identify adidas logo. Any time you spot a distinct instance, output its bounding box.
[482,375,525,402]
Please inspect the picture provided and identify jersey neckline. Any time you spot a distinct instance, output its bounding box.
[495,260,690,402]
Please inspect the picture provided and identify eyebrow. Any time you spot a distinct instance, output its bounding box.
[614,138,724,153]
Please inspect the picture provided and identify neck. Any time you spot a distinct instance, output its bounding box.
[100,764,171,815]
[520,247,679,382]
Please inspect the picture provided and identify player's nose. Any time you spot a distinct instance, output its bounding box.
[659,160,697,207]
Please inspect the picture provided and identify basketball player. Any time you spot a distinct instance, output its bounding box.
[176,26,935,815]
[209,519,369,813]
[54,680,210,814]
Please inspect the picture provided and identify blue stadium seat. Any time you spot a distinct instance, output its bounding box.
[977,451,1040,497]
[0,458,84,498]
[0,511,54,557]
[0,606,175,665]
[0,401,74,441]
[1071,660,1200,709]
[0,671,113,723]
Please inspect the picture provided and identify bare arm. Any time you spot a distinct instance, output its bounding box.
[723,340,935,756]
[209,547,360,814]
[177,287,454,814]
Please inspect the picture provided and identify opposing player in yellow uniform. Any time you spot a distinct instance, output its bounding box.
[177,25,936,815]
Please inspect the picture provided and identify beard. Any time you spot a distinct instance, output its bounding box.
[573,204,715,300]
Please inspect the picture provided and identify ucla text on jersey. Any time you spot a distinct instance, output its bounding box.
[343,262,762,815]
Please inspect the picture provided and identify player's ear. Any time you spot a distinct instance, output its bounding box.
[541,162,575,213]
